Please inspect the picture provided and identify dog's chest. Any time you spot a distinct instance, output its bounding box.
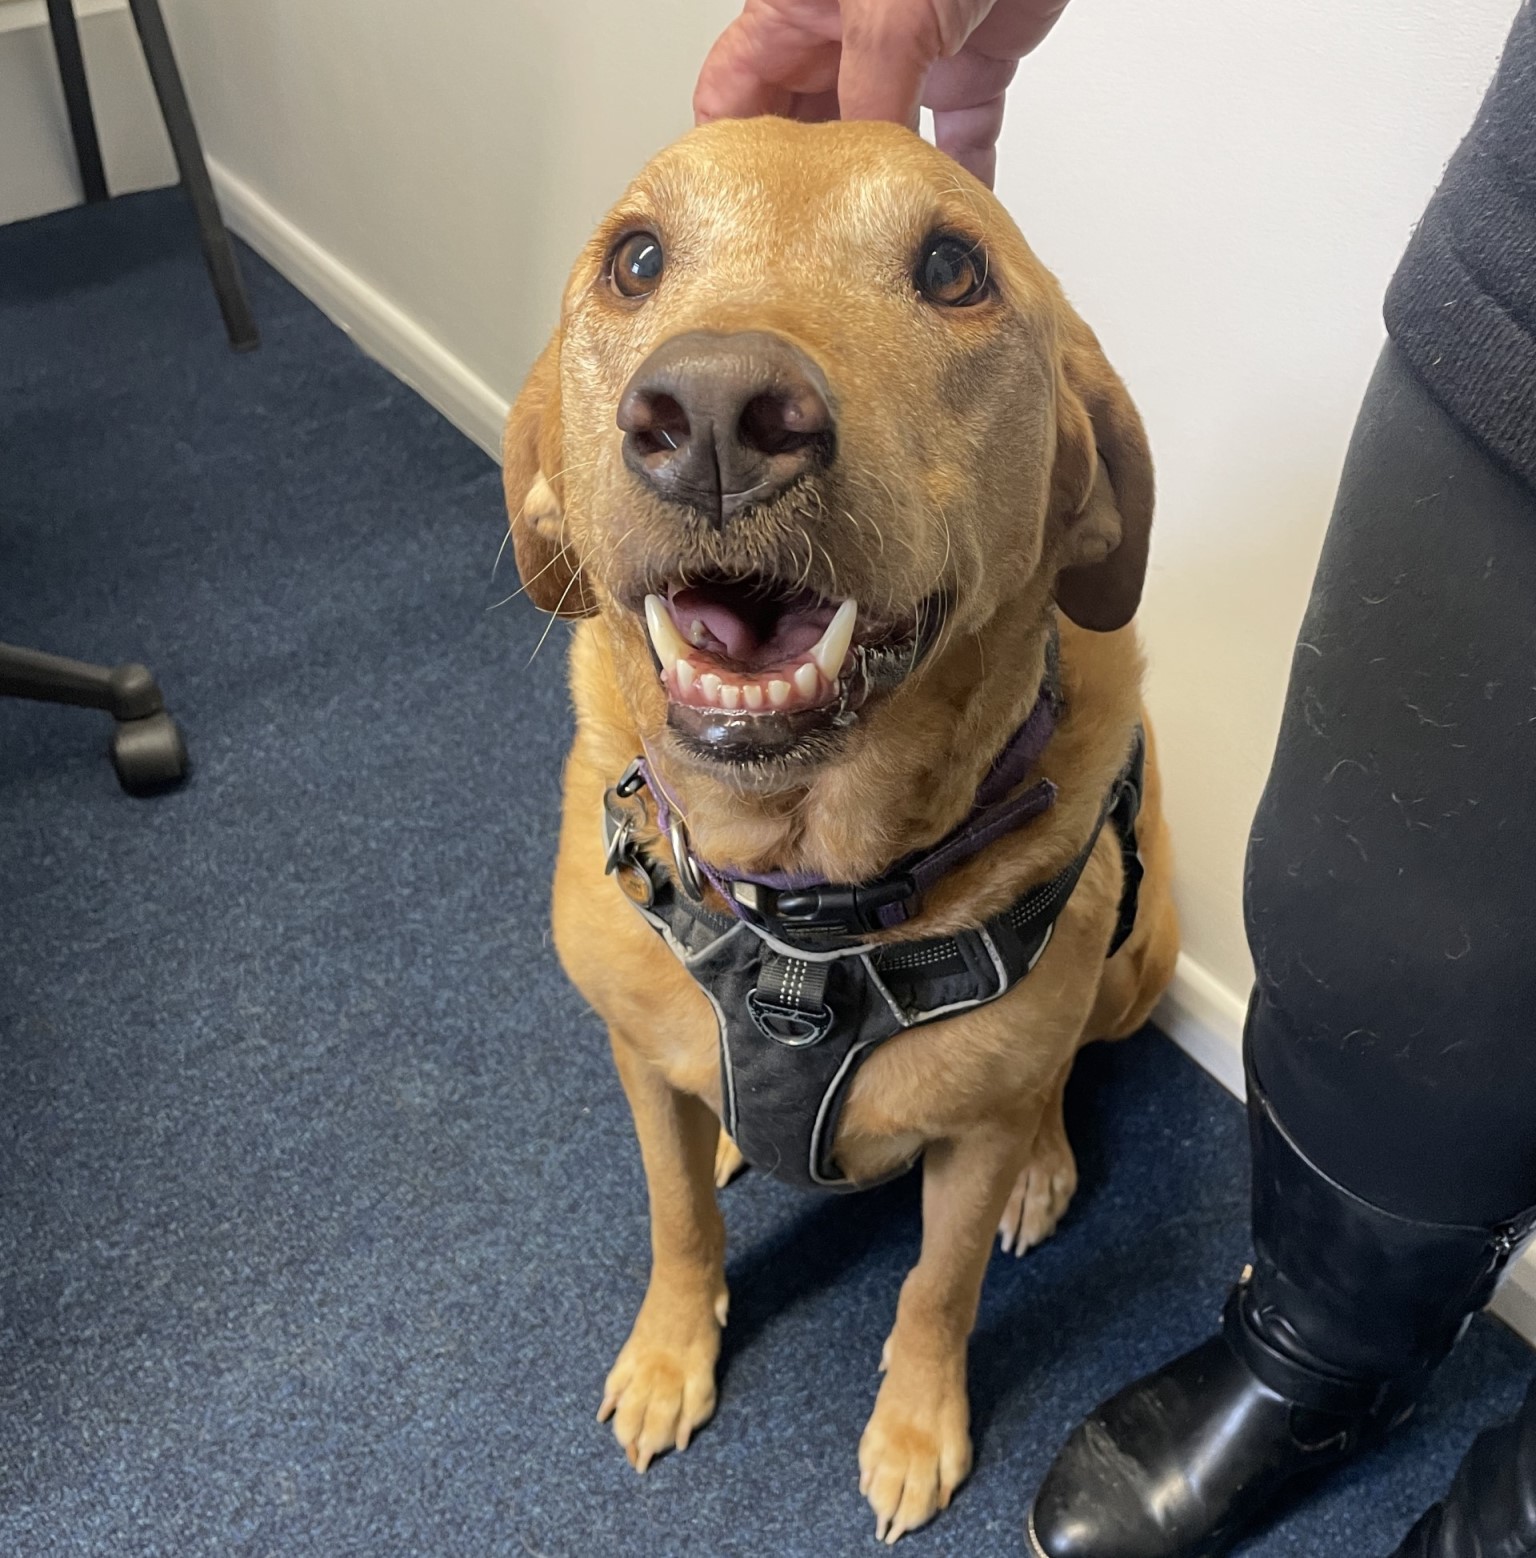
[607,843,1070,1192]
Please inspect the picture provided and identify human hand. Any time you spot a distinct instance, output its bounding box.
[694,0,1072,188]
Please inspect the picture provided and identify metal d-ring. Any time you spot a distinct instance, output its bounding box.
[668,817,705,900]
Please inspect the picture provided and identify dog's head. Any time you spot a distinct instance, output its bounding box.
[505,118,1151,785]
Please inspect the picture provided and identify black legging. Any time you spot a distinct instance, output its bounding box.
[1245,342,1536,1229]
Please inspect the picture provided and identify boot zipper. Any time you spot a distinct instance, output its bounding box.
[1486,1207,1536,1279]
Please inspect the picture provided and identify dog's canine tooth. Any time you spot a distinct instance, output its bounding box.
[644,593,689,664]
[721,683,742,710]
[811,597,858,681]
[742,682,765,710]
[793,662,820,699]
[699,672,722,704]
[675,659,697,694]
[767,679,792,708]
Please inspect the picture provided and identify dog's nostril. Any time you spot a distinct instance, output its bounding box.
[737,387,831,459]
[619,390,692,462]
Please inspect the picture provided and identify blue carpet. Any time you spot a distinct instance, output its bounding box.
[1,189,1531,1558]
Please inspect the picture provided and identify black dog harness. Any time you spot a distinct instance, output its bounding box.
[602,696,1146,1192]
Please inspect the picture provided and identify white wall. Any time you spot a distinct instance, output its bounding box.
[995,0,1516,1002]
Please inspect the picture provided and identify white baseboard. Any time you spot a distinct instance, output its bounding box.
[1154,953,1249,1101]
[205,158,509,460]
[199,165,1536,1353]
[1157,954,1536,1344]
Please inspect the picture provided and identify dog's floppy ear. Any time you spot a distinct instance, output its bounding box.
[502,332,597,618]
[1048,314,1155,633]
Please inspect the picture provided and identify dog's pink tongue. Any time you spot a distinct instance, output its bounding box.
[668,588,760,661]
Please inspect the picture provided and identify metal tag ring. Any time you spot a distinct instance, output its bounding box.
[604,813,635,877]
[668,818,705,900]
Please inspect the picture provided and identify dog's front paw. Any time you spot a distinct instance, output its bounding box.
[997,1125,1078,1255]
[598,1288,727,1472]
[857,1364,972,1544]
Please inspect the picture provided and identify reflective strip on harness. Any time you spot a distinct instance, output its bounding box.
[602,727,1146,1192]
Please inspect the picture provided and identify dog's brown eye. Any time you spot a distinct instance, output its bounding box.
[609,232,665,299]
[916,235,990,307]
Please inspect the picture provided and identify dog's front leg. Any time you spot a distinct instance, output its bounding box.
[859,1122,1030,1542]
[598,1029,728,1472]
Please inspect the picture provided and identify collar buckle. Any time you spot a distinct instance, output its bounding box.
[765,872,919,938]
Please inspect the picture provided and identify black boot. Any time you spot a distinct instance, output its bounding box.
[1028,1082,1535,1558]
[1384,1377,1536,1558]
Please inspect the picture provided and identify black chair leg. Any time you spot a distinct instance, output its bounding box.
[44,0,109,205]
[125,0,259,353]
[0,643,189,796]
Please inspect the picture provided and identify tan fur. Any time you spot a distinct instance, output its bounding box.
[505,118,1179,1541]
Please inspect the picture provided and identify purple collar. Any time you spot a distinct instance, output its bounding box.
[617,636,1064,944]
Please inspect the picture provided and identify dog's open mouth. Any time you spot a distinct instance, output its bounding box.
[637,575,940,763]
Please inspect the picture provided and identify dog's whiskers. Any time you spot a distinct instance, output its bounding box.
[525,565,585,665]
[490,523,514,583]
[489,537,573,611]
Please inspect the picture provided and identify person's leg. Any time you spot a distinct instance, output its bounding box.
[1030,343,1536,1558]
[1243,345,1536,1228]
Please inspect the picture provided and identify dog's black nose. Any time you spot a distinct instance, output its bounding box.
[617,331,833,521]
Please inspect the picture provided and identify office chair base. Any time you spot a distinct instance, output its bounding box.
[111,710,188,795]
[1,643,190,796]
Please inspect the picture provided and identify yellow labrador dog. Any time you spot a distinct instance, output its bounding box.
[504,117,1178,1542]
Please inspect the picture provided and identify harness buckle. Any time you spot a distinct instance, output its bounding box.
[770,872,919,937]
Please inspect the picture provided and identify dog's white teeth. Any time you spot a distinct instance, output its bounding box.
[699,673,722,705]
[767,679,792,708]
[644,593,688,664]
[686,618,709,648]
[811,598,858,681]
[742,683,764,710]
[720,683,742,710]
[675,659,696,694]
[793,662,820,699]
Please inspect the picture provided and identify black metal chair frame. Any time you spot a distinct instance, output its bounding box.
[46,0,257,351]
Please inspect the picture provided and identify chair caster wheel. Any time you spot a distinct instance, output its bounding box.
[111,710,189,795]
